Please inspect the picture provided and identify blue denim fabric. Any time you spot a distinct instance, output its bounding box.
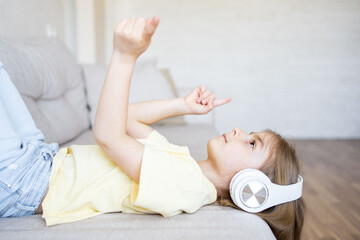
[0,61,59,217]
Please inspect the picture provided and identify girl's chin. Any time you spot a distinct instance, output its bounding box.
[207,137,223,153]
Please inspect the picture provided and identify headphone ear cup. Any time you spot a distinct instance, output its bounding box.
[230,169,272,213]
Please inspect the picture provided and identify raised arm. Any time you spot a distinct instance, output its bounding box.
[93,17,160,183]
[129,98,188,124]
[127,86,232,138]
[127,98,188,139]
[94,16,231,182]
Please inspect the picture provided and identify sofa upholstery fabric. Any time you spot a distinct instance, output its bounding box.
[0,205,275,240]
[0,38,90,145]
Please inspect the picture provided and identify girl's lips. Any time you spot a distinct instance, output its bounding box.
[222,134,227,143]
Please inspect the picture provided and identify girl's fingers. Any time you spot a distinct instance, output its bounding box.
[195,86,202,95]
[145,18,152,28]
[194,87,231,107]
[135,17,146,36]
[123,18,132,32]
[208,97,214,107]
[199,91,212,103]
[117,18,128,32]
[213,97,232,107]
[199,86,206,95]
[196,86,206,103]
[209,95,216,106]
[129,18,136,31]
[116,16,159,40]
[144,17,153,37]
[203,94,216,105]
[144,16,160,39]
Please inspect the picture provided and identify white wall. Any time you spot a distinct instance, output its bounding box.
[75,0,96,64]
[1,0,359,139]
[64,0,77,59]
[68,0,104,65]
[0,0,78,58]
[103,0,360,139]
[0,0,65,42]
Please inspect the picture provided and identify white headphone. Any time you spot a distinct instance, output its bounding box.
[229,169,303,213]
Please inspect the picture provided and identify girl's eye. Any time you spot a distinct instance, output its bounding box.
[250,142,255,148]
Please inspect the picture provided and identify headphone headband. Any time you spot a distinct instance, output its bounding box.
[230,169,303,213]
[270,175,303,205]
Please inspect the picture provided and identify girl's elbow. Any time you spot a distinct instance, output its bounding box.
[93,128,126,149]
[94,131,107,147]
[94,133,116,154]
[93,126,111,147]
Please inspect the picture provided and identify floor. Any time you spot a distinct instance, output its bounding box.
[293,139,360,240]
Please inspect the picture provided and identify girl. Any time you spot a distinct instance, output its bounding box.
[0,16,305,240]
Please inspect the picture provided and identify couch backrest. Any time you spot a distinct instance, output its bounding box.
[0,37,90,145]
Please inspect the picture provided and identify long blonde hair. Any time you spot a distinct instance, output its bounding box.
[217,129,305,240]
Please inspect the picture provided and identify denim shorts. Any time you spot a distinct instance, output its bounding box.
[0,142,58,217]
[0,61,59,217]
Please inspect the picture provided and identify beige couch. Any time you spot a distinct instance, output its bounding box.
[0,37,275,240]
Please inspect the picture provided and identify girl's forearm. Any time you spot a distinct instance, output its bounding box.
[94,53,136,142]
[128,98,190,125]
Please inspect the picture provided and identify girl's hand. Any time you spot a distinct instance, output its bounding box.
[184,86,231,115]
[113,16,160,60]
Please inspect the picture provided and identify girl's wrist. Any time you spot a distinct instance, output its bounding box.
[179,97,192,115]
[111,51,138,65]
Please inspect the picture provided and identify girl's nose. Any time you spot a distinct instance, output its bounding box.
[233,128,246,137]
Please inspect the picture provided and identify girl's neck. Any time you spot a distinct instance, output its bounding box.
[197,159,231,198]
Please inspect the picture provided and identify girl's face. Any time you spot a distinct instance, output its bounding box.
[207,128,272,175]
